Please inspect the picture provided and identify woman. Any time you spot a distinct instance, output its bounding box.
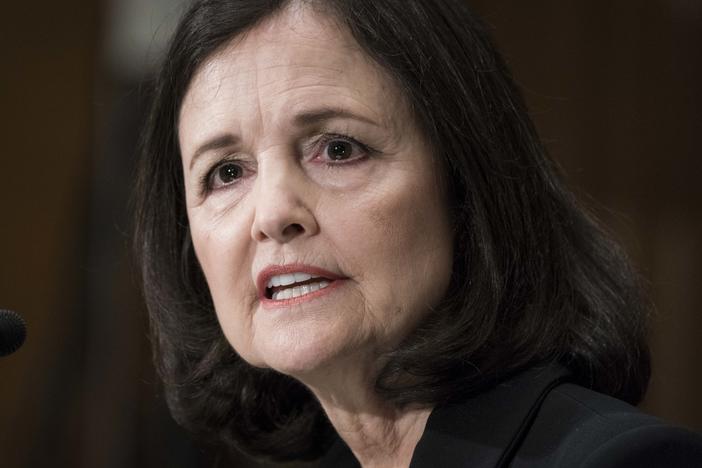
[134,0,702,466]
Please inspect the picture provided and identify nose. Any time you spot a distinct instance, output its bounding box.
[250,159,319,244]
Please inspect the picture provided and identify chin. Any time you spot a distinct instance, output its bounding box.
[260,338,341,377]
[233,303,366,378]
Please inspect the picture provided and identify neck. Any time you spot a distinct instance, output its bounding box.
[323,400,431,468]
[298,358,431,467]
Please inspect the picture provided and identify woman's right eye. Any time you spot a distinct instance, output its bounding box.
[207,162,244,191]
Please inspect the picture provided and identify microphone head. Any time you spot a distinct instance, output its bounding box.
[0,309,26,357]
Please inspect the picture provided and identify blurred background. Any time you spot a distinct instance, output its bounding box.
[0,0,700,467]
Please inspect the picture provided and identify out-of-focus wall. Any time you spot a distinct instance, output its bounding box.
[0,1,700,468]
[0,1,97,467]
[0,1,213,467]
[469,0,702,431]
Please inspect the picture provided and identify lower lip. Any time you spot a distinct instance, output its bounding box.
[260,279,346,308]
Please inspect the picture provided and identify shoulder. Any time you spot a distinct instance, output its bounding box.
[514,383,702,467]
[320,366,702,468]
[410,364,702,468]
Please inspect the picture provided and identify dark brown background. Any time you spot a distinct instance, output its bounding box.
[1,1,700,467]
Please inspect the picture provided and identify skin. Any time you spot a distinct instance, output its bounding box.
[178,3,453,466]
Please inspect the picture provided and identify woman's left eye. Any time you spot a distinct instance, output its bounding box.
[317,135,372,163]
[326,140,354,161]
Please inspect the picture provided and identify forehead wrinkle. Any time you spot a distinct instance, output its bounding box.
[248,51,268,142]
[235,62,395,136]
[269,82,375,110]
[182,1,414,155]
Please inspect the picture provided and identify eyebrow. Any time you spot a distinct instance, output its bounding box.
[292,107,380,128]
[188,107,380,170]
[189,133,239,170]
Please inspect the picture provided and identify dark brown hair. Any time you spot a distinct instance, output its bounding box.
[133,0,650,462]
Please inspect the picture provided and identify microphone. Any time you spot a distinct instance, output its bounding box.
[0,309,26,357]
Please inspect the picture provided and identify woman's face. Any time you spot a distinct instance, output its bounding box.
[178,5,453,379]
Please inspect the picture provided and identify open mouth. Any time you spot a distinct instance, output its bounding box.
[265,274,334,301]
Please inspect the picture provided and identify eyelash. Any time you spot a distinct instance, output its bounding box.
[200,133,377,195]
[312,133,375,165]
[199,157,245,196]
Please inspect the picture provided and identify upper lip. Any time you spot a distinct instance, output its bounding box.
[256,264,344,300]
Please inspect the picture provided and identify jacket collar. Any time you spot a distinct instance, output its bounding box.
[318,363,572,468]
[410,363,572,467]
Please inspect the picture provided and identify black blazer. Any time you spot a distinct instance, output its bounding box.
[318,365,702,467]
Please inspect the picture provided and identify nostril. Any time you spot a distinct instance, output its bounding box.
[282,223,305,237]
[252,209,318,243]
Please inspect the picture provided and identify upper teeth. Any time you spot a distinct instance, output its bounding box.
[266,272,315,289]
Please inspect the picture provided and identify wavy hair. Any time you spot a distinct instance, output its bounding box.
[133,0,650,462]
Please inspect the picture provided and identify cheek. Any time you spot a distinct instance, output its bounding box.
[191,223,244,292]
[379,194,451,292]
[190,202,254,281]
[332,169,453,322]
[189,214,261,361]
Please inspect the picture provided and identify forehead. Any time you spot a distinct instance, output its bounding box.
[178,3,404,146]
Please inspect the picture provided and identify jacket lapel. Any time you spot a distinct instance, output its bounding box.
[409,364,572,467]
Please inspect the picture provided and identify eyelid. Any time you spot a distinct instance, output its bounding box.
[310,133,376,163]
[197,134,377,197]
[200,156,250,195]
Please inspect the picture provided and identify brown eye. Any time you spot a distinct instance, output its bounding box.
[219,163,242,182]
[210,162,243,189]
[326,140,354,161]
